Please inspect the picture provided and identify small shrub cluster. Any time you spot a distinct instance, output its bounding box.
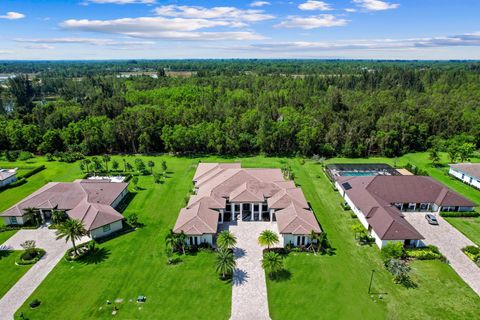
[16,249,46,265]
[404,163,428,176]
[29,299,41,308]
[341,201,350,211]
[64,241,93,261]
[406,245,445,261]
[439,211,480,218]
[462,246,480,266]
[18,151,34,161]
[351,223,375,245]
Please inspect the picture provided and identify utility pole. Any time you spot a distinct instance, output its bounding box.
[368,269,375,294]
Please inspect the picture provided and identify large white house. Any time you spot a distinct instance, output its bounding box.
[335,175,476,248]
[174,163,322,247]
[1,179,129,239]
[449,163,480,190]
[0,168,17,188]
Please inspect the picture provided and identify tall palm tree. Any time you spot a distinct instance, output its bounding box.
[24,207,41,225]
[309,230,321,255]
[165,229,179,251]
[56,219,87,256]
[177,231,186,255]
[215,248,236,280]
[216,230,237,250]
[262,251,283,278]
[258,230,279,250]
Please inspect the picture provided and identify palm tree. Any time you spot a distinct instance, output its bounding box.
[56,219,87,256]
[215,248,236,280]
[177,231,186,255]
[165,229,179,251]
[24,207,41,225]
[262,251,283,278]
[258,230,279,250]
[147,160,155,174]
[102,154,111,174]
[216,230,237,250]
[52,210,66,224]
[309,230,321,255]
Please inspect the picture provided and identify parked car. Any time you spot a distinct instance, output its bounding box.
[425,214,439,225]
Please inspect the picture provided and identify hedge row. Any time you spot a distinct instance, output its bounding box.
[18,165,45,179]
[406,245,445,261]
[440,211,480,218]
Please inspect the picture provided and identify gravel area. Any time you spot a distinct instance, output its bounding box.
[404,212,480,296]
[222,221,280,320]
[0,226,90,319]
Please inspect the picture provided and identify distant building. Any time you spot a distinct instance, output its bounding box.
[449,163,480,190]
[0,168,17,188]
[1,180,129,239]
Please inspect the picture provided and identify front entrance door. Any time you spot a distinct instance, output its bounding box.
[297,236,306,246]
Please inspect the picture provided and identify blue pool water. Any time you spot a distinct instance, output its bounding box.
[339,171,378,176]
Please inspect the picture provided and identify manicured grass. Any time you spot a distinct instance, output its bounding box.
[0,229,17,245]
[0,251,32,299]
[445,217,480,246]
[14,156,231,320]
[266,159,479,320]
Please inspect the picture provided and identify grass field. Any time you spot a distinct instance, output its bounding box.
[0,153,477,319]
[445,217,480,246]
[0,251,32,299]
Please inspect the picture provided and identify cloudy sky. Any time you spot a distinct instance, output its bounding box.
[1,0,479,60]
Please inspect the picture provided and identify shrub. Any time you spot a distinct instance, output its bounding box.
[462,246,480,265]
[341,201,350,211]
[385,258,412,286]
[19,165,46,179]
[406,245,443,260]
[16,248,46,265]
[29,299,41,308]
[126,213,139,228]
[381,242,406,262]
[440,211,480,218]
[18,151,34,161]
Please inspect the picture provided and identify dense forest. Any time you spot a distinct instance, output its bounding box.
[0,60,479,158]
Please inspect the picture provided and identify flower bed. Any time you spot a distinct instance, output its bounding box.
[462,246,480,267]
[15,248,46,265]
[64,241,93,261]
[406,245,445,261]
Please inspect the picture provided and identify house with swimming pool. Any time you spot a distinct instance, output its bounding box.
[328,164,476,248]
[173,163,322,247]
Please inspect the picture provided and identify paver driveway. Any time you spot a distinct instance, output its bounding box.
[0,226,90,319]
[404,212,480,296]
[224,221,280,320]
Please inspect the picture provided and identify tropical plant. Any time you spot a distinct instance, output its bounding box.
[177,231,186,255]
[147,160,155,174]
[385,258,412,285]
[262,251,284,278]
[112,159,119,171]
[23,207,41,225]
[102,154,111,174]
[161,160,167,173]
[258,230,279,250]
[165,229,186,254]
[132,176,139,189]
[83,159,91,174]
[52,210,67,224]
[381,242,406,262]
[216,230,237,250]
[215,248,236,280]
[126,213,139,228]
[153,172,163,184]
[428,147,440,166]
[55,219,87,256]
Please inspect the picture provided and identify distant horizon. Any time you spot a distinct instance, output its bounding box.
[1,58,480,62]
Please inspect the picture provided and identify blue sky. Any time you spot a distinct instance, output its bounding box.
[0,0,479,59]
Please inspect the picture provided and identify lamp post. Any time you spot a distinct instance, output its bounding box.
[368,269,375,294]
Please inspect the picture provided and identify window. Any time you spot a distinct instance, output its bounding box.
[10,217,17,224]
[102,224,111,232]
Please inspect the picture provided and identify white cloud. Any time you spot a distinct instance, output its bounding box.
[153,5,275,22]
[298,1,332,11]
[82,0,155,4]
[14,37,155,46]
[250,1,270,7]
[276,14,348,29]
[353,0,399,11]
[345,8,357,12]
[0,11,26,20]
[21,44,55,50]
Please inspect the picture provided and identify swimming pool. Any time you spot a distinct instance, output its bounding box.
[339,171,378,176]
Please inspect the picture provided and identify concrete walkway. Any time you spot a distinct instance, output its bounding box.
[0,226,89,319]
[223,221,279,320]
[404,212,480,296]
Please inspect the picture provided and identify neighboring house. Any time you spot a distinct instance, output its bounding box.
[335,175,476,248]
[174,163,321,247]
[0,168,17,188]
[0,179,129,239]
[449,163,480,190]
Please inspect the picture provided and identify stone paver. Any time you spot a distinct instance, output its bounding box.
[0,226,90,319]
[404,212,480,296]
[223,221,280,320]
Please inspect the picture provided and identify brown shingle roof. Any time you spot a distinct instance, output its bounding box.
[276,202,322,234]
[1,180,128,231]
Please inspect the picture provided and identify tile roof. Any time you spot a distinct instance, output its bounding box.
[450,163,480,180]
[175,163,321,236]
[275,202,322,235]
[1,180,128,231]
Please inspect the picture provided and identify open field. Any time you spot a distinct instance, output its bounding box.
[445,217,480,246]
[0,251,32,299]
[0,153,478,319]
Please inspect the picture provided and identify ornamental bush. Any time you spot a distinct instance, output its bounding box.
[381,242,406,262]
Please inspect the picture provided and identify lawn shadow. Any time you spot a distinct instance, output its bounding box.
[0,250,12,259]
[78,247,111,265]
[270,269,292,282]
[232,268,248,286]
[116,192,137,213]
[401,278,418,289]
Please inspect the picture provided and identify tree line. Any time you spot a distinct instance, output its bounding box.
[0,61,479,158]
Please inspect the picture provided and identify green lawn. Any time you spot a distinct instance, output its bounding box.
[0,251,32,299]
[14,156,231,320]
[0,154,477,319]
[445,217,480,246]
[266,158,479,320]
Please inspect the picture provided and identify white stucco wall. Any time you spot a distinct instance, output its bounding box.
[282,234,311,247]
[449,167,480,189]
[2,216,24,226]
[90,220,123,239]
[111,187,129,208]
